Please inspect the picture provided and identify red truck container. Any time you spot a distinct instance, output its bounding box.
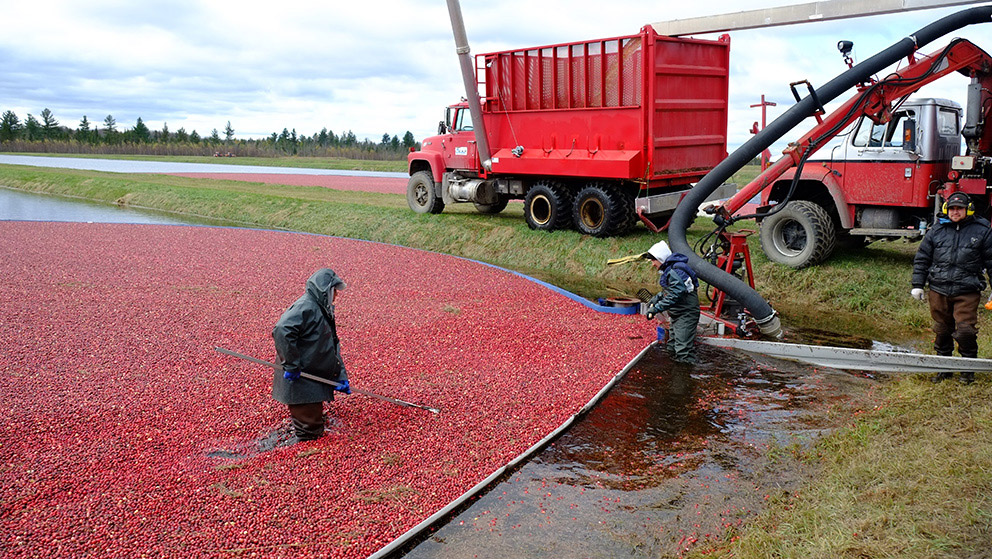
[407,27,735,237]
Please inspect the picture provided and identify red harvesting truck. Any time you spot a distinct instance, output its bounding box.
[717,38,992,269]
[407,26,736,237]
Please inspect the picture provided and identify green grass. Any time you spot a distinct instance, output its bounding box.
[691,378,992,559]
[3,160,991,557]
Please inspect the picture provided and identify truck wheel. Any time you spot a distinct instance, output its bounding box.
[524,181,572,231]
[474,196,509,215]
[759,200,836,268]
[407,171,444,214]
[572,182,631,237]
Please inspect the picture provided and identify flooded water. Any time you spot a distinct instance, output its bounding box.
[0,154,406,178]
[399,345,875,558]
[0,187,220,225]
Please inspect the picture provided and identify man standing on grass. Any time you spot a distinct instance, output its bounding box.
[911,192,992,384]
[272,268,351,441]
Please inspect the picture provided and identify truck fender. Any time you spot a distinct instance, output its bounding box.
[408,152,446,184]
[778,166,854,229]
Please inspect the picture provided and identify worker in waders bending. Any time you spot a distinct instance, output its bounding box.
[911,191,992,384]
[644,240,700,365]
[272,268,351,441]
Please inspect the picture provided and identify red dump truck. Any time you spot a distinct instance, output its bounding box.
[407,27,736,237]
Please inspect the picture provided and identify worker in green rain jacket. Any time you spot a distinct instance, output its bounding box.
[644,241,700,364]
[272,268,351,441]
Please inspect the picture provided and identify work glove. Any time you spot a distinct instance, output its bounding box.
[283,369,301,382]
[910,288,925,301]
[334,378,351,394]
[646,304,666,321]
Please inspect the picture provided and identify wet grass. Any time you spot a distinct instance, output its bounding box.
[3,160,991,556]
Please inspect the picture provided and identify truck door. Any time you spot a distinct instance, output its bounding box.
[843,109,922,206]
[444,107,480,172]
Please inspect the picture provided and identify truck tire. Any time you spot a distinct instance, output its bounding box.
[525,181,572,231]
[759,200,836,268]
[407,171,444,214]
[474,196,509,215]
[572,182,631,237]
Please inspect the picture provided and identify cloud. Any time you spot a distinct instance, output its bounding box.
[0,0,987,149]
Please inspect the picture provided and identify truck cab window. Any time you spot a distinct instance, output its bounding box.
[852,111,914,148]
[938,109,959,135]
[455,109,473,132]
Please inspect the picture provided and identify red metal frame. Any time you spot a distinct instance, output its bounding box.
[700,230,757,335]
[718,39,992,220]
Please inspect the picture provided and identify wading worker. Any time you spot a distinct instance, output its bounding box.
[272,268,351,441]
[911,192,992,384]
[644,240,700,365]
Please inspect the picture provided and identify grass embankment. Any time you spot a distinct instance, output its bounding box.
[692,379,992,559]
[2,159,990,557]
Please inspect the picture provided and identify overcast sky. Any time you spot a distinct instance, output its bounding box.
[1,1,989,151]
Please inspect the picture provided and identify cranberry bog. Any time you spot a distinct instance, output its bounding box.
[0,221,653,557]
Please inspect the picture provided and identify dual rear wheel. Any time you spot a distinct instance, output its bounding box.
[524,181,634,237]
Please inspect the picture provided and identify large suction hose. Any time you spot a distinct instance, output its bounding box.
[668,5,992,338]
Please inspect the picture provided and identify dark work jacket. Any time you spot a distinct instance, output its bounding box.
[649,253,699,313]
[272,268,348,405]
[912,215,992,297]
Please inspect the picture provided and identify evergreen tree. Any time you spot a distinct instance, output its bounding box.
[210,128,221,143]
[40,108,59,140]
[224,121,234,142]
[402,131,416,149]
[175,127,189,143]
[189,130,201,144]
[24,114,41,141]
[161,122,170,143]
[103,114,117,133]
[131,117,151,142]
[78,115,92,142]
[1,111,22,142]
[380,133,391,146]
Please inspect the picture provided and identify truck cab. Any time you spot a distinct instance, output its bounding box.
[757,98,965,268]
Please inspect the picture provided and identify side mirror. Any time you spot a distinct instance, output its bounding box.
[903,119,917,152]
[438,120,446,135]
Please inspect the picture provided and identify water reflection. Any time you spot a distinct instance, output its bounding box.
[1,187,213,225]
[401,345,873,558]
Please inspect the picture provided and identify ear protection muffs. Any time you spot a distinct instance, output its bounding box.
[942,194,975,216]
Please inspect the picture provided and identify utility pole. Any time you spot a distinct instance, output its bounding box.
[750,95,777,170]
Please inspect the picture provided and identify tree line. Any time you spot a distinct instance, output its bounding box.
[0,108,420,160]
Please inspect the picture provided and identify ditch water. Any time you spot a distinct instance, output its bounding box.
[3,186,880,558]
[398,345,875,558]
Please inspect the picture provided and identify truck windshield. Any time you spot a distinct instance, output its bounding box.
[852,110,915,149]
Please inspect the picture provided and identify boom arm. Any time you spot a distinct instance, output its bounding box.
[717,38,992,222]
